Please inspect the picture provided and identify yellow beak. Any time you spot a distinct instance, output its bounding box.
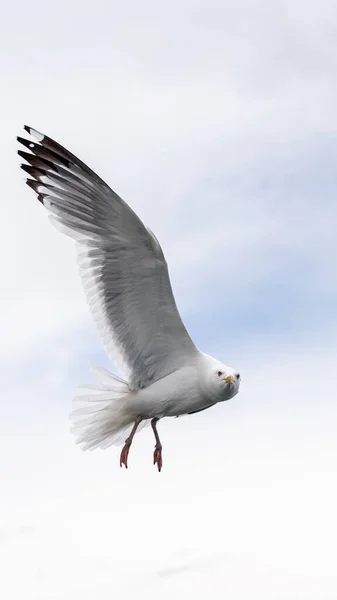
[224,375,234,384]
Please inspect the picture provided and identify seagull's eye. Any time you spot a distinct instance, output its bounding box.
[236,373,240,380]
[217,371,223,377]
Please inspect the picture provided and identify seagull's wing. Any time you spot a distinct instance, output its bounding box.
[18,126,198,389]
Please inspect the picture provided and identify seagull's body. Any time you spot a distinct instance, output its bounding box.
[114,354,235,421]
[18,126,241,471]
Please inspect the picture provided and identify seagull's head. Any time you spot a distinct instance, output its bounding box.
[210,363,241,401]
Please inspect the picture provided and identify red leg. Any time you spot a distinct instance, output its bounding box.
[120,419,142,469]
[151,418,163,472]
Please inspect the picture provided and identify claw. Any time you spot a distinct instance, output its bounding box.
[120,442,131,469]
[119,419,142,470]
[153,445,163,472]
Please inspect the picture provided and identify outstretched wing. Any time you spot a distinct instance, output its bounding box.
[18,126,198,389]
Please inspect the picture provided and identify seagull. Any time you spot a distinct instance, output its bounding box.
[18,126,241,472]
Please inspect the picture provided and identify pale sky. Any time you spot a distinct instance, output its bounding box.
[1,1,337,598]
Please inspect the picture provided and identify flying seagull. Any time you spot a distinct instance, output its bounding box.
[18,126,241,472]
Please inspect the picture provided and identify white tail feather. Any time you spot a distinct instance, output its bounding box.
[70,367,142,450]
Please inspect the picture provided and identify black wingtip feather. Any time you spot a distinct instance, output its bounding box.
[20,163,32,175]
[18,124,112,202]
[20,126,110,189]
[26,178,39,192]
[20,163,46,180]
[17,135,70,167]
[18,150,58,173]
[25,178,44,204]
[17,136,35,150]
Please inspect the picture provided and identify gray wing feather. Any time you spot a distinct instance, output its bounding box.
[18,126,197,388]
